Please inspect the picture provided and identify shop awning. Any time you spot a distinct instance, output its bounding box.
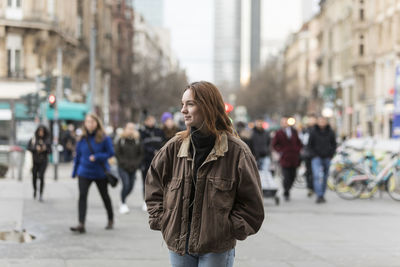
[46,100,88,121]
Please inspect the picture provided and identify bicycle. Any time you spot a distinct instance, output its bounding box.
[338,152,400,201]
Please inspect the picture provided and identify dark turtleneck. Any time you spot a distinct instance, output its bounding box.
[190,126,216,178]
[187,127,216,246]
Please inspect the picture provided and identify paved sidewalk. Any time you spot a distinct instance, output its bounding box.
[1,164,400,266]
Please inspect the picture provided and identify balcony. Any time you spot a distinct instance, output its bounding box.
[7,69,25,79]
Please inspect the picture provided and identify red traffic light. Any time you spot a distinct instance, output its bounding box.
[48,94,56,108]
[224,103,234,113]
[48,94,56,104]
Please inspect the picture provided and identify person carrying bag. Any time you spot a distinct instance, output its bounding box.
[70,114,115,234]
[85,137,118,187]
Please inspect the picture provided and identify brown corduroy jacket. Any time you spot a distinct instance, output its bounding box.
[145,132,265,255]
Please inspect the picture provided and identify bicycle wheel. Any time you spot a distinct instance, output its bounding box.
[335,167,367,200]
[387,173,400,201]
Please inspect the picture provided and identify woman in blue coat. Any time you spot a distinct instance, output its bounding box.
[70,114,115,233]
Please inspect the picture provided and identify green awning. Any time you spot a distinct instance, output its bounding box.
[15,103,34,119]
[46,100,88,121]
[0,103,10,109]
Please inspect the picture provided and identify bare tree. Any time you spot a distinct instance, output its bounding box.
[130,54,188,122]
[236,57,307,120]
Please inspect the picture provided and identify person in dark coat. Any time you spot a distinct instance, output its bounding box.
[139,115,165,211]
[300,115,317,197]
[27,125,51,201]
[251,119,270,170]
[272,117,303,201]
[236,121,253,149]
[70,114,115,233]
[308,116,337,203]
[115,122,143,214]
[61,124,76,162]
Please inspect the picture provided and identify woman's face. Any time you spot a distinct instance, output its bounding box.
[85,116,98,133]
[181,89,203,129]
[38,128,44,137]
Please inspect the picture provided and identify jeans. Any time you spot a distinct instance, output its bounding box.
[32,161,48,196]
[78,177,114,224]
[169,249,235,267]
[118,167,137,204]
[311,157,331,197]
[281,167,297,197]
[304,158,313,190]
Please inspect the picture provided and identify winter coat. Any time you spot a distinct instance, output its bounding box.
[145,133,264,255]
[115,137,143,173]
[72,135,114,179]
[271,127,302,168]
[308,125,337,159]
[250,128,270,160]
[140,126,165,163]
[27,136,51,164]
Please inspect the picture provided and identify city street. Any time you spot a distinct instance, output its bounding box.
[0,163,400,267]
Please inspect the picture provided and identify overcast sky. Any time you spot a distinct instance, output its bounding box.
[164,0,214,83]
[164,0,318,83]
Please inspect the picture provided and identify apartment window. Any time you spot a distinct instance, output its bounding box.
[15,50,21,72]
[8,0,21,7]
[359,8,364,21]
[6,34,23,78]
[118,24,122,41]
[7,50,11,76]
[47,0,54,18]
[359,35,364,56]
[6,0,23,20]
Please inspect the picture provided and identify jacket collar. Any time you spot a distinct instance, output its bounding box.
[178,132,228,159]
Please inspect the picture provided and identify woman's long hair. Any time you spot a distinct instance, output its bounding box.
[34,125,50,140]
[178,81,234,139]
[81,113,106,143]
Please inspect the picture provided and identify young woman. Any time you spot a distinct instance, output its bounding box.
[145,81,265,267]
[115,122,143,214]
[70,114,115,233]
[27,125,51,202]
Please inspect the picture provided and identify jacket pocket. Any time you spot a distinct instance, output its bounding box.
[165,177,183,210]
[207,177,235,210]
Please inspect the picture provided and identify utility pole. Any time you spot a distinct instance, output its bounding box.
[53,47,63,181]
[89,0,97,113]
[103,73,110,127]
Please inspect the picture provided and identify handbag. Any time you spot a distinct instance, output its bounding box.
[85,137,118,187]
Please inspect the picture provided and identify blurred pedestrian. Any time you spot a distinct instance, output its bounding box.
[115,122,143,214]
[236,121,252,149]
[70,114,115,233]
[161,112,179,142]
[300,115,317,197]
[145,81,264,267]
[61,124,76,162]
[27,125,51,202]
[251,119,270,170]
[140,115,165,211]
[308,116,337,204]
[272,117,302,201]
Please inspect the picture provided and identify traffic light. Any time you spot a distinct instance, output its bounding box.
[48,94,56,108]
[224,103,234,114]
